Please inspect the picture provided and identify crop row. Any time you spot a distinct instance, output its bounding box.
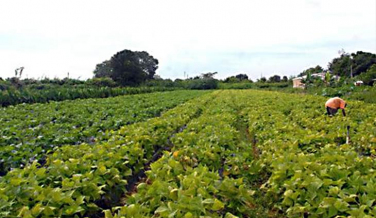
[108,90,376,218]
[108,91,263,217]
[0,85,180,107]
[0,90,208,175]
[241,90,376,217]
[0,91,214,217]
[1,90,375,217]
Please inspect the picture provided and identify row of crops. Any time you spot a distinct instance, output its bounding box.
[107,90,376,217]
[0,90,214,217]
[0,90,375,217]
[0,90,208,175]
[0,86,180,107]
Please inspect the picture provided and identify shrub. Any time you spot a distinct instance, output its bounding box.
[186,78,218,90]
[86,77,118,87]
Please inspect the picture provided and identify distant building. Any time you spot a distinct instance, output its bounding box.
[292,77,305,88]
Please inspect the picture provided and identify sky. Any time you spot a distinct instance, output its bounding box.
[0,0,375,81]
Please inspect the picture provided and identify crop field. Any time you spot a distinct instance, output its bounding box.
[0,90,376,217]
[0,90,208,176]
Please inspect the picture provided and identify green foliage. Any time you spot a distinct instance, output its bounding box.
[0,85,179,107]
[244,91,376,217]
[359,64,376,86]
[0,79,12,91]
[218,82,254,89]
[112,92,259,217]
[7,77,24,89]
[258,77,267,82]
[235,73,249,81]
[282,83,376,104]
[1,90,376,217]
[86,77,117,87]
[143,79,176,88]
[282,76,288,82]
[268,75,281,83]
[0,92,213,217]
[107,50,158,86]
[201,72,217,79]
[93,50,159,86]
[224,74,250,83]
[351,51,376,76]
[185,78,218,90]
[328,51,376,77]
[0,91,206,175]
[298,65,323,77]
[93,60,112,78]
[349,85,376,103]
[254,82,289,89]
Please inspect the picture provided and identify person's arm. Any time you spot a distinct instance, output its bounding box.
[342,109,346,117]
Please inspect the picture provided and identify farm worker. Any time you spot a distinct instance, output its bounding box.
[325,97,347,117]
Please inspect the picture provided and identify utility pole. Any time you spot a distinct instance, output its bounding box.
[350,56,353,78]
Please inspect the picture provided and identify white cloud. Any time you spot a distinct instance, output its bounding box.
[0,0,375,80]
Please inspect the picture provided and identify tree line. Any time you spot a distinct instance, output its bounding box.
[298,50,376,86]
[0,49,376,90]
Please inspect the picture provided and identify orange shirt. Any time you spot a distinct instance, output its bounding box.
[325,97,346,109]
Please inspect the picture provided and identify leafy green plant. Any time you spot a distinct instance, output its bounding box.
[0,90,208,175]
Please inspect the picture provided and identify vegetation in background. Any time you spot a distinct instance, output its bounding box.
[0,83,179,107]
[1,50,375,107]
[329,51,376,77]
[1,47,376,217]
[94,49,158,86]
[298,65,324,77]
[359,64,376,86]
[279,50,376,104]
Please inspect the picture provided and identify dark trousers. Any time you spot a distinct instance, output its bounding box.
[326,107,338,116]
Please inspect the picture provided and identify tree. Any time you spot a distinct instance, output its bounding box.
[94,49,158,86]
[282,76,288,82]
[224,76,239,83]
[224,74,249,83]
[93,60,112,78]
[258,77,267,83]
[328,51,376,77]
[268,75,281,83]
[350,51,376,76]
[328,54,351,77]
[324,72,331,86]
[359,64,376,86]
[235,74,248,81]
[201,72,217,79]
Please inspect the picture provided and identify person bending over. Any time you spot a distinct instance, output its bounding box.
[325,97,347,117]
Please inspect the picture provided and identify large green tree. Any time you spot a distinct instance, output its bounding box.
[94,49,158,86]
[328,51,376,77]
